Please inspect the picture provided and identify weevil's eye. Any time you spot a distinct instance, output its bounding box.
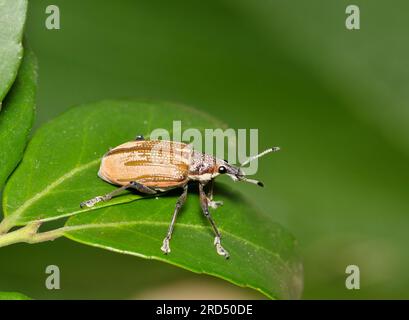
[218,166,227,174]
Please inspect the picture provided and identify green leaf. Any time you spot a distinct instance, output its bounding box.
[0,291,31,300]
[2,100,225,226]
[63,188,302,299]
[0,48,37,189]
[0,0,27,104]
[1,100,302,299]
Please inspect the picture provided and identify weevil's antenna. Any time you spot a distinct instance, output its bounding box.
[240,177,264,187]
[237,147,280,187]
[240,147,280,167]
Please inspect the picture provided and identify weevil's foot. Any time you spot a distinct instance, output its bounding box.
[80,196,105,208]
[161,237,171,254]
[208,199,223,209]
[214,236,230,259]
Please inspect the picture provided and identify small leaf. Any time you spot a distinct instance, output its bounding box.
[0,0,27,104]
[2,100,302,299]
[0,291,31,300]
[0,48,37,189]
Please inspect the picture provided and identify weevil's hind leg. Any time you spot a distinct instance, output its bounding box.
[206,179,223,209]
[199,183,229,259]
[80,182,135,208]
[161,184,188,254]
[80,181,156,208]
[129,181,157,194]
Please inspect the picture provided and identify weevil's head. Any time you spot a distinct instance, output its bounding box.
[214,147,280,187]
[214,159,246,181]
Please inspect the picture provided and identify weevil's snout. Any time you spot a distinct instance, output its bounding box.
[215,161,241,179]
[233,146,281,187]
[234,169,264,187]
[215,146,279,187]
[216,162,265,187]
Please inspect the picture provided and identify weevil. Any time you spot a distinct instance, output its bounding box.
[80,135,280,258]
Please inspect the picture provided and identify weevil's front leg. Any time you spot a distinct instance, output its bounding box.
[80,181,156,208]
[206,179,223,209]
[161,184,188,254]
[199,183,229,259]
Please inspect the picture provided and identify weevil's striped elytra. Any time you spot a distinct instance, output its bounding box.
[80,135,280,258]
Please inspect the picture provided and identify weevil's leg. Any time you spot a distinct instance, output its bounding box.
[80,181,156,208]
[161,185,188,254]
[129,181,157,194]
[135,134,145,141]
[207,179,214,200]
[206,179,223,209]
[80,182,135,208]
[199,183,229,258]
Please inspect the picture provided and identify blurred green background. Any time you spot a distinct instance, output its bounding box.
[1,0,409,299]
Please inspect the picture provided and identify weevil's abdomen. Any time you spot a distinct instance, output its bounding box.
[98,140,192,189]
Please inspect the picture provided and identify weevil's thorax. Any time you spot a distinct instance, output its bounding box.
[188,151,243,182]
[188,151,219,181]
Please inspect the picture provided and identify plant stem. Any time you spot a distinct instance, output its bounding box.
[0,216,15,234]
[0,221,65,248]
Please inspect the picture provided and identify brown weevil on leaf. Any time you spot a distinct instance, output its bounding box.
[80,135,279,258]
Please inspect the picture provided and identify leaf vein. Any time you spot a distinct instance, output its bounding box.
[62,220,285,264]
[7,159,100,222]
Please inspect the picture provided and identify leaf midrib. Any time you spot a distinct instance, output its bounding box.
[4,158,101,220]
[5,155,288,267]
[5,126,216,222]
[63,220,286,299]
[63,225,277,299]
[3,154,289,264]
[62,220,285,264]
